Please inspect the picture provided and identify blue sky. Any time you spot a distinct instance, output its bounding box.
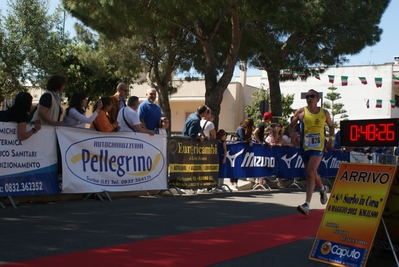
[1,0,397,73]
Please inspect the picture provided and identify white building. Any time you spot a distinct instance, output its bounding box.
[241,58,399,125]
[132,58,399,133]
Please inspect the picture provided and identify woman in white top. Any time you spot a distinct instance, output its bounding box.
[154,117,170,136]
[200,108,216,139]
[63,92,102,128]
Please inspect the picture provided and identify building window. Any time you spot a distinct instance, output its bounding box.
[395,95,399,107]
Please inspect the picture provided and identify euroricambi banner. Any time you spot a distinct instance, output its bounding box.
[56,127,168,193]
[0,123,59,196]
[310,163,396,267]
[168,137,219,189]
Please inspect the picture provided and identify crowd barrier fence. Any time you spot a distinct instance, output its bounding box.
[1,122,371,207]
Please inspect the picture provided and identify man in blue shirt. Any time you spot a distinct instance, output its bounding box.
[182,105,208,140]
[138,88,162,131]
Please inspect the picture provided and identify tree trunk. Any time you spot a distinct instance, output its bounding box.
[200,4,241,131]
[156,85,172,132]
[266,69,282,119]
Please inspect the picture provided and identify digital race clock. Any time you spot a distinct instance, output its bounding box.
[340,119,399,147]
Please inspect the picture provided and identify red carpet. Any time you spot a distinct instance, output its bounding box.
[4,210,324,267]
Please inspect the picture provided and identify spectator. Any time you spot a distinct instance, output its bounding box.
[265,124,284,188]
[234,118,254,145]
[154,116,170,136]
[138,88,162,131]
[200,108,216,139]
[182,105,208,140]
[63,92,102,128]
[252,113,273,187]
[281,126,294,147]
[109,83,128,124]
[118,96,154,135]
[333,130,341,150]
[253,112,273,145]
[289,89,334,216]
[30,74,67,126]
[216,129,228,188]
[7,92,41,141]
[231,118,254,188]
[289,116,301,148]
[265,124,280,146]
[90,96,119,132]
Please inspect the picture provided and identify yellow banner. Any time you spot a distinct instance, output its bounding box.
[310,163,395,267]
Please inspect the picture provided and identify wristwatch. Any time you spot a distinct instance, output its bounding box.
[31,128,37,134]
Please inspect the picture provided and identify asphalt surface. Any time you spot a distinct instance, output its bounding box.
[0,185,397,266]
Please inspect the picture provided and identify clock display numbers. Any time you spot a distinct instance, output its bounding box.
[340,119,399,147]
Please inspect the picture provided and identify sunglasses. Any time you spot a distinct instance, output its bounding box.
[306,94,317,99]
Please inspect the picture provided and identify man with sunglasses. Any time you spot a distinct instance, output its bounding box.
[109,83,129,124]
[288,89,335,216]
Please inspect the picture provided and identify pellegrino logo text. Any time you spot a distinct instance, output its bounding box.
[66,137,165,181]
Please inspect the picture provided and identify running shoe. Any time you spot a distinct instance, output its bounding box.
[320,189,328,205]
[297,203,309,216]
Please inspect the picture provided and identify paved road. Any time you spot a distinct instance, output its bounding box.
[0,188,396,266]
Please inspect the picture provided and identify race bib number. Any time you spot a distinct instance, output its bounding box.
[305,133,321,149]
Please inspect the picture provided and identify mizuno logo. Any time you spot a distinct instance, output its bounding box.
[281,153,298,169]
[321,155,333,168]
[226,149,245,167]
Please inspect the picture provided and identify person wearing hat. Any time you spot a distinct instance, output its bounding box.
[252,112,273,187]
[253,112,273,145]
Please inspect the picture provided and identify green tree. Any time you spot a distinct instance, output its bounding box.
[0,0,66,101]
[62,25,142,101]
[323,86,348,129]
[244,88,269,125]
[241,0,389,118]
[280,93,295,127]
[62,0,242,130]
[244,85,295,127]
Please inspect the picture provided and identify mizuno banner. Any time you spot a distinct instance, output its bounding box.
[221,142,277,178]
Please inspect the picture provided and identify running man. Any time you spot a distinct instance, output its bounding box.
[289,89,335,215]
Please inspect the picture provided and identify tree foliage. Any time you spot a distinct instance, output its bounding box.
[62,0,243,130]
[244,87,295,127]
[241,0,390,117]
[0,0,142,108]
[0,0,66,101]
[61,0,389,131]
[323,86,348,129]
[244,88,269,125]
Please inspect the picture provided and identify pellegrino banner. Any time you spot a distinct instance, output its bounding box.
[0,123,59,197]
[56,127,168,193]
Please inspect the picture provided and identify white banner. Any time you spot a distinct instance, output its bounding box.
[0,122,59,196]
[56,127,168,193]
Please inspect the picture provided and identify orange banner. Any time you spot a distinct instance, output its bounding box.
[310,163,395,267]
